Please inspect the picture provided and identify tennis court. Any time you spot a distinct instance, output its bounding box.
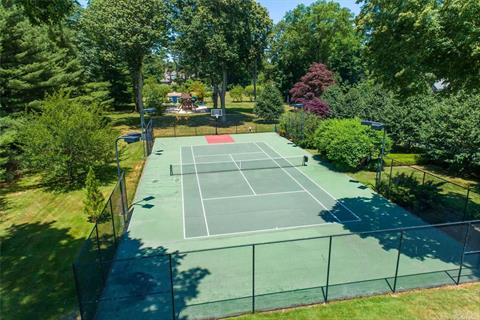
[174,142,360,238]
[86,133,479,320]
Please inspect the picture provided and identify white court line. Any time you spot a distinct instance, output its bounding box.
[195,151,266,158]
[190,146,211,236]
[180,147,186,239]
[181,156,300,166]
[203,190,305,201]
[184,217,361,240]
[263,142,362,222]
[254,142,342,223]
[229,154,256,195]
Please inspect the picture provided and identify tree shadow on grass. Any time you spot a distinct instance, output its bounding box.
[0,222,85,320]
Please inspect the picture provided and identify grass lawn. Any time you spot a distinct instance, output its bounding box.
[0,122,145,320]
[233,283,480,320]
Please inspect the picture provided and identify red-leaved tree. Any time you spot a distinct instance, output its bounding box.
[289,63,334,118]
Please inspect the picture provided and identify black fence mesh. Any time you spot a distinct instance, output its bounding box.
[74,220,480,320]
[151,114,277,137]
[72,172,129,320]
[380,158,480,223]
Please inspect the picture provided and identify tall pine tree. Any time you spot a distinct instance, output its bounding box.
[0,3,82,113]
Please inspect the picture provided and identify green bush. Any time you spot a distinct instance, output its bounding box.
[18,92,116,185]
[314,118,392,170]
[279,111,322,148]
[229,85,244,102]
[186,80,208,101]
[253,83,284,121]
[143,77,169,112]
[377,172,442,212]
[83,167,106,223]
[245,84,264,101]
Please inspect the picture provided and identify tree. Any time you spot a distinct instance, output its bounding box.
[81,0,169,131]
[358,0,480,94]
[0,3,82,113]
[186,80,207,101]
[229,85,244,102]
[83,167,106,223]
[290,63,335,101]
[314,118,391,170]
[253,83,284,121]
[270,1,362,92]
[18,92,116,185]
[143,77,169,111]
[302,98,330,118]
[420,93,480,174]
[173,0,271,120]
[0,116,19,182]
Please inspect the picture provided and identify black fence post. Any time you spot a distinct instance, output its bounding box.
[109,200,117,244]
[252,244,256,313]
[119,175,127,225]
[422,172,426,185]
[388,159,394,196]
[325,236,333,302]
[462,186,471,221]
[457,223,471,284]
[392,231,404,292]
[72,264,85,320]
[169,253,176,320]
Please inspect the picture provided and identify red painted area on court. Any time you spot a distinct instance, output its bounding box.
[205,135,234,144]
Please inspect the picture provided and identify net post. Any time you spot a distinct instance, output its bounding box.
[169,253,176,319]
[72,263,85,320]
[252,244,256,313]
[457,223,471,284]
[462,186,471,221]
[325,236,332,302]
[392,230,404,292]
[170,164,173,176]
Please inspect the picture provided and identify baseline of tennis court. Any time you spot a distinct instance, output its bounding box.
[176,141,361,238]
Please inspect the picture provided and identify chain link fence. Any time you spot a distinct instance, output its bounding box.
[151,114,277,137]
[75,219,480,320]
[378,158,480,223]
[72,171,130,320]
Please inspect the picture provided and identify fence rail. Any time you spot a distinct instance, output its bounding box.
[74,218,480,320]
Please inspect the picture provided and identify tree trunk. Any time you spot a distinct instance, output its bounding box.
[212,83,219,108]
[220,68,227,122]
[253,59,257,101]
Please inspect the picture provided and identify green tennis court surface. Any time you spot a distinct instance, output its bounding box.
[93,133,479,320]
[178,142,359,238]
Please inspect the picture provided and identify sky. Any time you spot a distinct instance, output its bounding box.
[77,0,361,22]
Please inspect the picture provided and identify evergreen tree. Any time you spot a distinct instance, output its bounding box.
[83,167,106,223]
[0,4,82,113]
[254,83,284,121]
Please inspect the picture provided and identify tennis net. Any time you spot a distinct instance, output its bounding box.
[170,156,307,175]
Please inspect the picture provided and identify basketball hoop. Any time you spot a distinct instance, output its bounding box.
[210,109,223,135]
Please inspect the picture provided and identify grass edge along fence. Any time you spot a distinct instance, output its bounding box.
[381,158,479,223]
[74,219,480,320]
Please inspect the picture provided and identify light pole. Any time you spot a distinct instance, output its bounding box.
[115,132,142,181]
[361,120,386,189]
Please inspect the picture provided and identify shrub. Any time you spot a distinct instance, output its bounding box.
[83,167,106,223]
[299,97,330,118]
[18,92,116,185]
[314,118,391,170]
[254,83,284,121]
[289,63,335,101]
[144,77,169,111]
[279,111,323,148]
[245,84,264,101]
[187,80,207,101]
[229,85,244,102]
